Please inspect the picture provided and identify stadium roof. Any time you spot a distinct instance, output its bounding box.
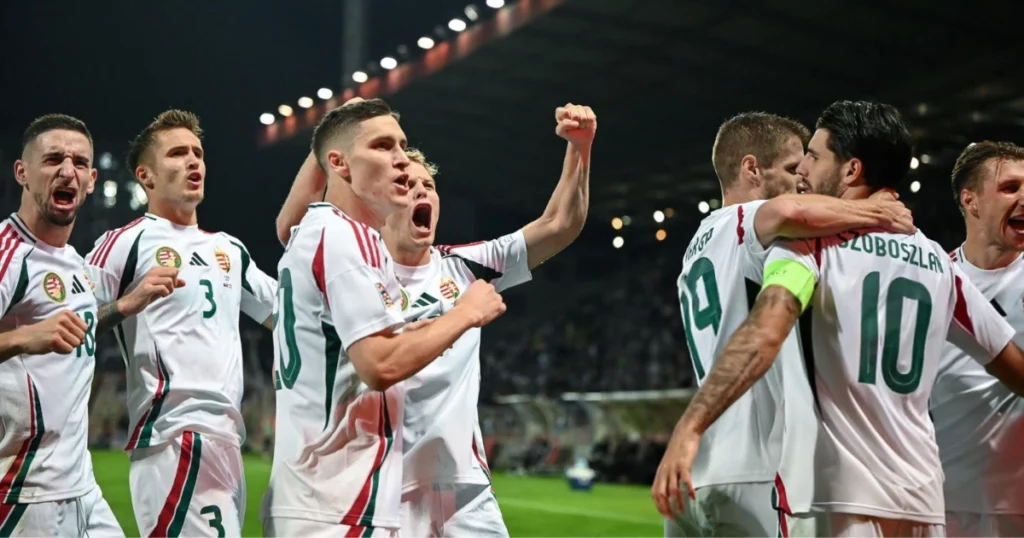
[260,0,1024,233]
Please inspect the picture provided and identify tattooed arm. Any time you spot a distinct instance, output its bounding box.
[96,301,127,333]
[676,285,802,436]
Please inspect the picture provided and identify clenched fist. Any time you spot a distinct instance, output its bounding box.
[18,310,88,355]
[453,280,506,328]
[555,103,596,149]
[119,267,185,316]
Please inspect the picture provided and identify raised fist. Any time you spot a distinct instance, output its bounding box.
[555,103,597,148]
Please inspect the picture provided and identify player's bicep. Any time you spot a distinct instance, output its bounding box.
[947,269,1016,366]
[324,267,404,352]
[761,244,819,313]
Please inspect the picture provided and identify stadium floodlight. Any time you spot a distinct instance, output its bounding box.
[278,104,293,117]
[352,71,369,83]
[611,217,623,230]
[103,180,118,198]
[448,18,467,32]
[380,57,397,70]
[612,236,624,249]
[486,0,505,8]
[465,5,479,20]
[656,229,667,241]
[317,87,333,100]
[653,210,665,223]
[698,201,710,214]
[910,157,920,170]
[259,113,274,125]
[910,180,921,193]
[297,96,314,109]
[418,37,435,50]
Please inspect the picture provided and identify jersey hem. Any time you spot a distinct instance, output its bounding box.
[692,470,776,488]
[812,502,945,525]
[264,507,399,528]
[5,483,94,504]
[402,474,492,493]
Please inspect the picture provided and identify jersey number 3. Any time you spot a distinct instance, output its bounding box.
[274,268,301,389]
[858,271,931,394]
[679,257,722,381]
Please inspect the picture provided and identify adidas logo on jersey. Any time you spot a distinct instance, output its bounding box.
[71,275,87,295]
[190,253,209,267]
[412,293,439,308]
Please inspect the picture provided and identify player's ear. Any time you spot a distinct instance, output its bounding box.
[843,158,862,186]
[85,167,97,195]
[13,160,28,187]
[960,188,980,218]
[136,166,155,190]
[327,149,352,183]
[739,154,760,188]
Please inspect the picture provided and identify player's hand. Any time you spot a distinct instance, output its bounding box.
[555,103,596,149]
[651,427,700,519]
[118,267,185,316]
[453,280,506,327]
[16,310,88,355]
[868,195,916,235]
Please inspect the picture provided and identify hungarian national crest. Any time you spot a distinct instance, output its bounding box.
[376,282,394,308]
[440,278,461,300]
[214,248,231,273]
[43,272,66,303]
[399,288,410,311]
[155,246,182,268]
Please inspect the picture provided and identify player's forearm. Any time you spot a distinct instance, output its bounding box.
[986,342,1024,398]
[276,152,326,246]
[677,287,800,436]
[364,309,477,391]
[756,194,894,247]
[96,301,128,333]
[523,142,591,268]
[0,329,28,363]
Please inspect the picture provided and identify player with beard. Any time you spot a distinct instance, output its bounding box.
[660,101,1024,537]
[277,103,596,536]
[931,141,1024,536]
[0,114,179,536]
[85,110,279,537]
[263,99,506,537]
[653,111,916,537]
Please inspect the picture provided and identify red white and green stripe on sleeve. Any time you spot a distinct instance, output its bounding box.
[341,395,395,528]
[148,431,202,538]
[772,473,792,538]
[335,211,382,269]
[472,437,495,493]
[89,217,146,268]
[0,376,44,505]
[126,351,171,450]
[0,225,24,288]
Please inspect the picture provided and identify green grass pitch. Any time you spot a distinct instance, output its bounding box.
[91,450,662,536]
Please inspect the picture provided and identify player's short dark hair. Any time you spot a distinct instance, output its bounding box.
[712,112,809,188]
[22,114,93,155]
[311,98,399,172]
[126,109,203,172]
[951,141,1024,213]
[815,100,913,191]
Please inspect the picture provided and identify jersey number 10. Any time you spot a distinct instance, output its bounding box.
[858,271,931,394]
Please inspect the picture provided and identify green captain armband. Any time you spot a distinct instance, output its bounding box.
[762,259,817,312]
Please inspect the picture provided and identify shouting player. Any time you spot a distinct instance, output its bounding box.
[263,99,506,537]
[931,141,1024,536]
[86,110,278,537]
[661,101,1024,537]
[652,111,916,537]
[0,115,178,536]
[277,103,595,536]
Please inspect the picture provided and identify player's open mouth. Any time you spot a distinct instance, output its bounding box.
[186,171,203,188]
[1008,215,1024,235]
[394,173,410,194]
[50,186,77,210]
[796,180,811,194]
[412,202,432,236]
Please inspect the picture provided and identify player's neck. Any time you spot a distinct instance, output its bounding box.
[15,204,71,248]
[325,182,384,231]
[721,189,757,207]
[962,228,1020,270]
[840,185,873,200]
[391,245,431,267]
[147,200,198,227]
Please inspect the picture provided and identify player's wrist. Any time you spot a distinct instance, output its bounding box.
[447,303,481,329]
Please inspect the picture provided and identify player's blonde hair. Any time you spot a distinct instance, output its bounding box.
[406,148,439,177]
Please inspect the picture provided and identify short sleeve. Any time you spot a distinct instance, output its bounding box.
[85,225,144,304]
[0,247,29,317]
[737,200,770,257]
[764,238,822,281]
[228,239,278,323]
[438,230,532,293]
[325,266,405,351]
[946,265,1016,367]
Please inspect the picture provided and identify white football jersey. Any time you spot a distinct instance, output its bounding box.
[0,214,98,503]
[679,201,818,512]
[767,230,1016,524]
[396,231,531,492]
[85,213,277,450]
[263,203,407,528]
[932,248,1024,514]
